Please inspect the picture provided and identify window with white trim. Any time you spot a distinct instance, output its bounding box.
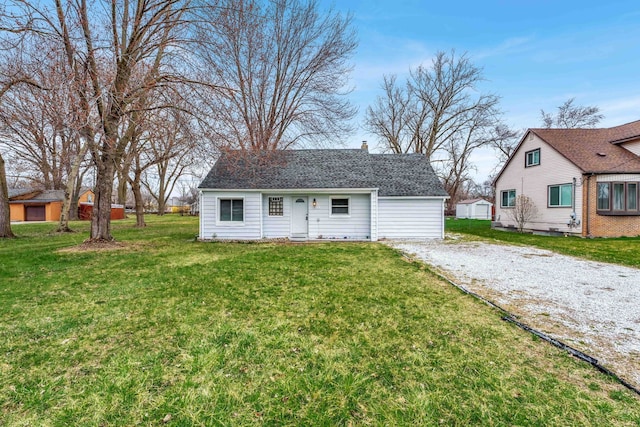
[500,190,516,208]
[525,148,540,167]
[330,197,349,215]
[268,197,283,216]
[219,198,244,222]
[548,183,572,207]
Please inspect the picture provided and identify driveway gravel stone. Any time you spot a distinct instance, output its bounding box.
[387,236,640,389]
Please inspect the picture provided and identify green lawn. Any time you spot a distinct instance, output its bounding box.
[446,218,640,269]
[1,216,638,425]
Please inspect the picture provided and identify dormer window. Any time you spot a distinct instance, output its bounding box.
[525,148,540,167]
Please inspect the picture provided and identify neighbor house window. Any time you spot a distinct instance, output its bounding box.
[330,197,349,215]
[628,183,638,211]
[268,197,283,216]
[525,148,540,167]
[548,183,572,207]
[613,183,625,211]
[597,183,609,210]
[219,198,243,222]
[597,182,640,214]
[500,190,516,208]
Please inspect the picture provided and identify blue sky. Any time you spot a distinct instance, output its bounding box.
[321,0,640,181]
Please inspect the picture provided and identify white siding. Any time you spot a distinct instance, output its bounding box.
[308,193,371,240]
[262,195,292,238]
[495,132,583,234]
[199,191,262,239]
[378,198,445,239]
[370,190,378,241]
[456,201,492,220]
[620,140,640,157]
[596,174,640,182]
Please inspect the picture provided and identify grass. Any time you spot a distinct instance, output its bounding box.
[446,218,640,269]
[0,215,639,425]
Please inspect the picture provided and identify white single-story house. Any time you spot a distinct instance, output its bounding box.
[198,148,449,241]
[455,198,493,220]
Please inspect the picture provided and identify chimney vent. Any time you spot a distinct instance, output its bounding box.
[361,141,368,151]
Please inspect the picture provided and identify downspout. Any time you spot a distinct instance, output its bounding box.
[585,174,591,237]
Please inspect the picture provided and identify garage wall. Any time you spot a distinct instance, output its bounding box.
[378,197,445,239]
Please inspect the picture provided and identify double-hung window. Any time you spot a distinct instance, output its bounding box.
[525,148,540,167]
[597,182,639,214]
[219,198,244,222]
[501,190,516,208]
[548,183,572,207]
[330,197,349,215]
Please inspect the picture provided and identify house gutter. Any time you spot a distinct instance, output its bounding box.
[585,174,592,237]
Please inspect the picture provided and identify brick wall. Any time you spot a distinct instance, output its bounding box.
[582,176,640,237]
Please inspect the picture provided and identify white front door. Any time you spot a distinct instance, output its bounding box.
[291,196,308,238]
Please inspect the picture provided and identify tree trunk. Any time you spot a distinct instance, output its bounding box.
[117,158,131,206]
[156,183,167,216]
[0,153,15,238]
[58,141,89,232]
[131,173,146,228]
[90,160,116,241]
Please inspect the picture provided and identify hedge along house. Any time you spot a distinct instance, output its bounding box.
[198,148,449,241]
[493,120,640,237]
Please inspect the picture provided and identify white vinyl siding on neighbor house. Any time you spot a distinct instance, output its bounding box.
[377,198,445,239]
[619,140,640,157]
[495,132,583,234]
[200,191,262,239]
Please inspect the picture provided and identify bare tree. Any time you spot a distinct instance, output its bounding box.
[0,54,46,237]
[2,0,200,242]
[507,194,538,233]
[364,75,413,153]
[197,0,357,150]
[367,51,514,207]
[0,49,94,232]
[489,124,522,169]
[366,51,502,159]
[541,98,604,128]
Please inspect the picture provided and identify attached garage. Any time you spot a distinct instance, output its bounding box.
[377,197,446,239]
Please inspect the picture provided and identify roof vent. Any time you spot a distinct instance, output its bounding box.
[597,152,607,157]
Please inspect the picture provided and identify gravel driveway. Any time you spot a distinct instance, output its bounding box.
[387,237,640,389]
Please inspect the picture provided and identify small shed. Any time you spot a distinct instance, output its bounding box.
[455,198,493,220]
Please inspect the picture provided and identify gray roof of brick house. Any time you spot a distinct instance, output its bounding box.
[199,149,448,197]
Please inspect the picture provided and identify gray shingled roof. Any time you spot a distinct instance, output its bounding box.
[199,149,448,197]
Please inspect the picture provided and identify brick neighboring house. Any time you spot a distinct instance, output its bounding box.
[493,120,640,237]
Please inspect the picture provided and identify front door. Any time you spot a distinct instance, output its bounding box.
[291,197,308,238]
